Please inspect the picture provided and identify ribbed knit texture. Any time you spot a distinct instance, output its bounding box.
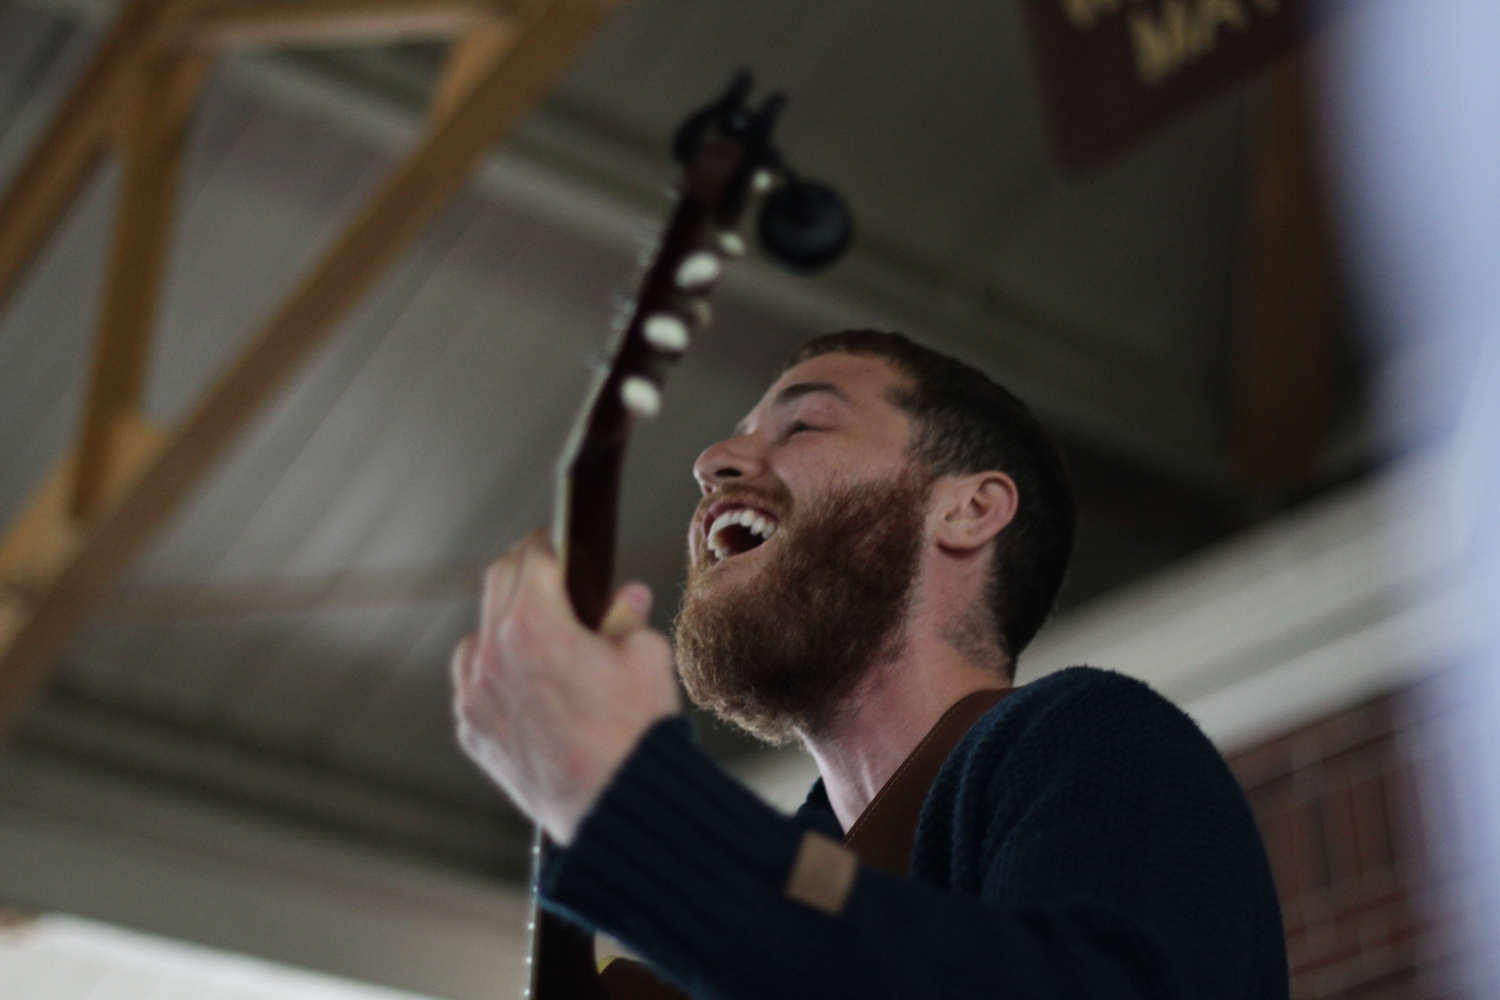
[542,667,1289,1000]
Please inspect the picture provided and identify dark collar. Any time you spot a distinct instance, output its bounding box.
[795,688,1014,875]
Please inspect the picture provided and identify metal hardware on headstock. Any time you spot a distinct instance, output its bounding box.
[688,300,711,329]
[528,71,851,1000]
[717,232,746,258]
[591,69,853,426]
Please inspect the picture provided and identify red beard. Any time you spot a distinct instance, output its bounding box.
[673,469,930,743]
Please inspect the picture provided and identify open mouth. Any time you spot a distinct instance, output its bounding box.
[705,505,780,563]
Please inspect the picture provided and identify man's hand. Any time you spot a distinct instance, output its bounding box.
[452,530,681,845]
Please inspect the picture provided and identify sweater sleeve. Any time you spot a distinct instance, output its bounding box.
[541,671,1285,1000]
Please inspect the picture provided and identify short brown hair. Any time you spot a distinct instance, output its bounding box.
[787,331,1075,662]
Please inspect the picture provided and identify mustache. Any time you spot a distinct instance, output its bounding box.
[689,480,795,575]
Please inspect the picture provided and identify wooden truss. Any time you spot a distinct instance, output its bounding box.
[0,0,621,732]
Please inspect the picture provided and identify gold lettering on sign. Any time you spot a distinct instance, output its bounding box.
[1129,0,1251,86]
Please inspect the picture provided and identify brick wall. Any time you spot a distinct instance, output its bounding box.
[1226,691,1449,1000]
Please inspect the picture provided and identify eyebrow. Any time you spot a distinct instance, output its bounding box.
[774,381,850,407]
[734,381,851,436]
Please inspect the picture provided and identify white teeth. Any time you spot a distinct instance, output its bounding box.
[705,507,779,561]
[709,511,738,540]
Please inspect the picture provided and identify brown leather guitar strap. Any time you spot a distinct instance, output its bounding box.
[598,687,1012,998]
[841,687,1011,874]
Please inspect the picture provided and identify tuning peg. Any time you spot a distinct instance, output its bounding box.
[620,375,662,418]
[644,314,690,353]
[675,251,722,290]
[717,232,746,258]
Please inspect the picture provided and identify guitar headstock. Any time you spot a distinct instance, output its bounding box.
[552,72,851,628]
[605,71,851,423]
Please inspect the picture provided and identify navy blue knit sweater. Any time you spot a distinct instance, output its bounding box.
[542,667,1289,1000]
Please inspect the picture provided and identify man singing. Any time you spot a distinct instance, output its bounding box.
[453,331,1289,998]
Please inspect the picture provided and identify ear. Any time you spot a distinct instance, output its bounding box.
[929,471,1019,554]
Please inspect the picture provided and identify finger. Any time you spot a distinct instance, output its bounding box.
[481,549,525,633]
[510,527,572,623]
[491,540,569,669]
[523,525,554,554]
[450,633,478,695]
[600,582,653,641]
[627,635,683,718]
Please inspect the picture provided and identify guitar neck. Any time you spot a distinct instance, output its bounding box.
[552,143,737,627]
[528,138,743,1000]
[523,70,849,1000]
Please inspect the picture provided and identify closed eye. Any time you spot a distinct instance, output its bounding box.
[786,420,822,436]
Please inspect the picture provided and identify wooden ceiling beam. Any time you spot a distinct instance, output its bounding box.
[0,0,620,734]
[0,0,165,317]
[429,14,518,123]
[72,46,214,523]
[0,413,164,680]
[182,0,513,47]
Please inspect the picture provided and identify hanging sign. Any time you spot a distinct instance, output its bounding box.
[1027,0,1308,169]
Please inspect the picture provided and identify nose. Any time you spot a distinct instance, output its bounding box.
[693,434,762,493]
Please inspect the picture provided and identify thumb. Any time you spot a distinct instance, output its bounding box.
[600,582,653,641]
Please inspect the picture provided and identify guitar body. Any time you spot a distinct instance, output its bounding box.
[526,73,850,1000]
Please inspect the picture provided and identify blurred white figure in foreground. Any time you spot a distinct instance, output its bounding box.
[1321,1,1500,991]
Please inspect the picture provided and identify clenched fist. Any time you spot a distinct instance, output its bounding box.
[452,530,681,844]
